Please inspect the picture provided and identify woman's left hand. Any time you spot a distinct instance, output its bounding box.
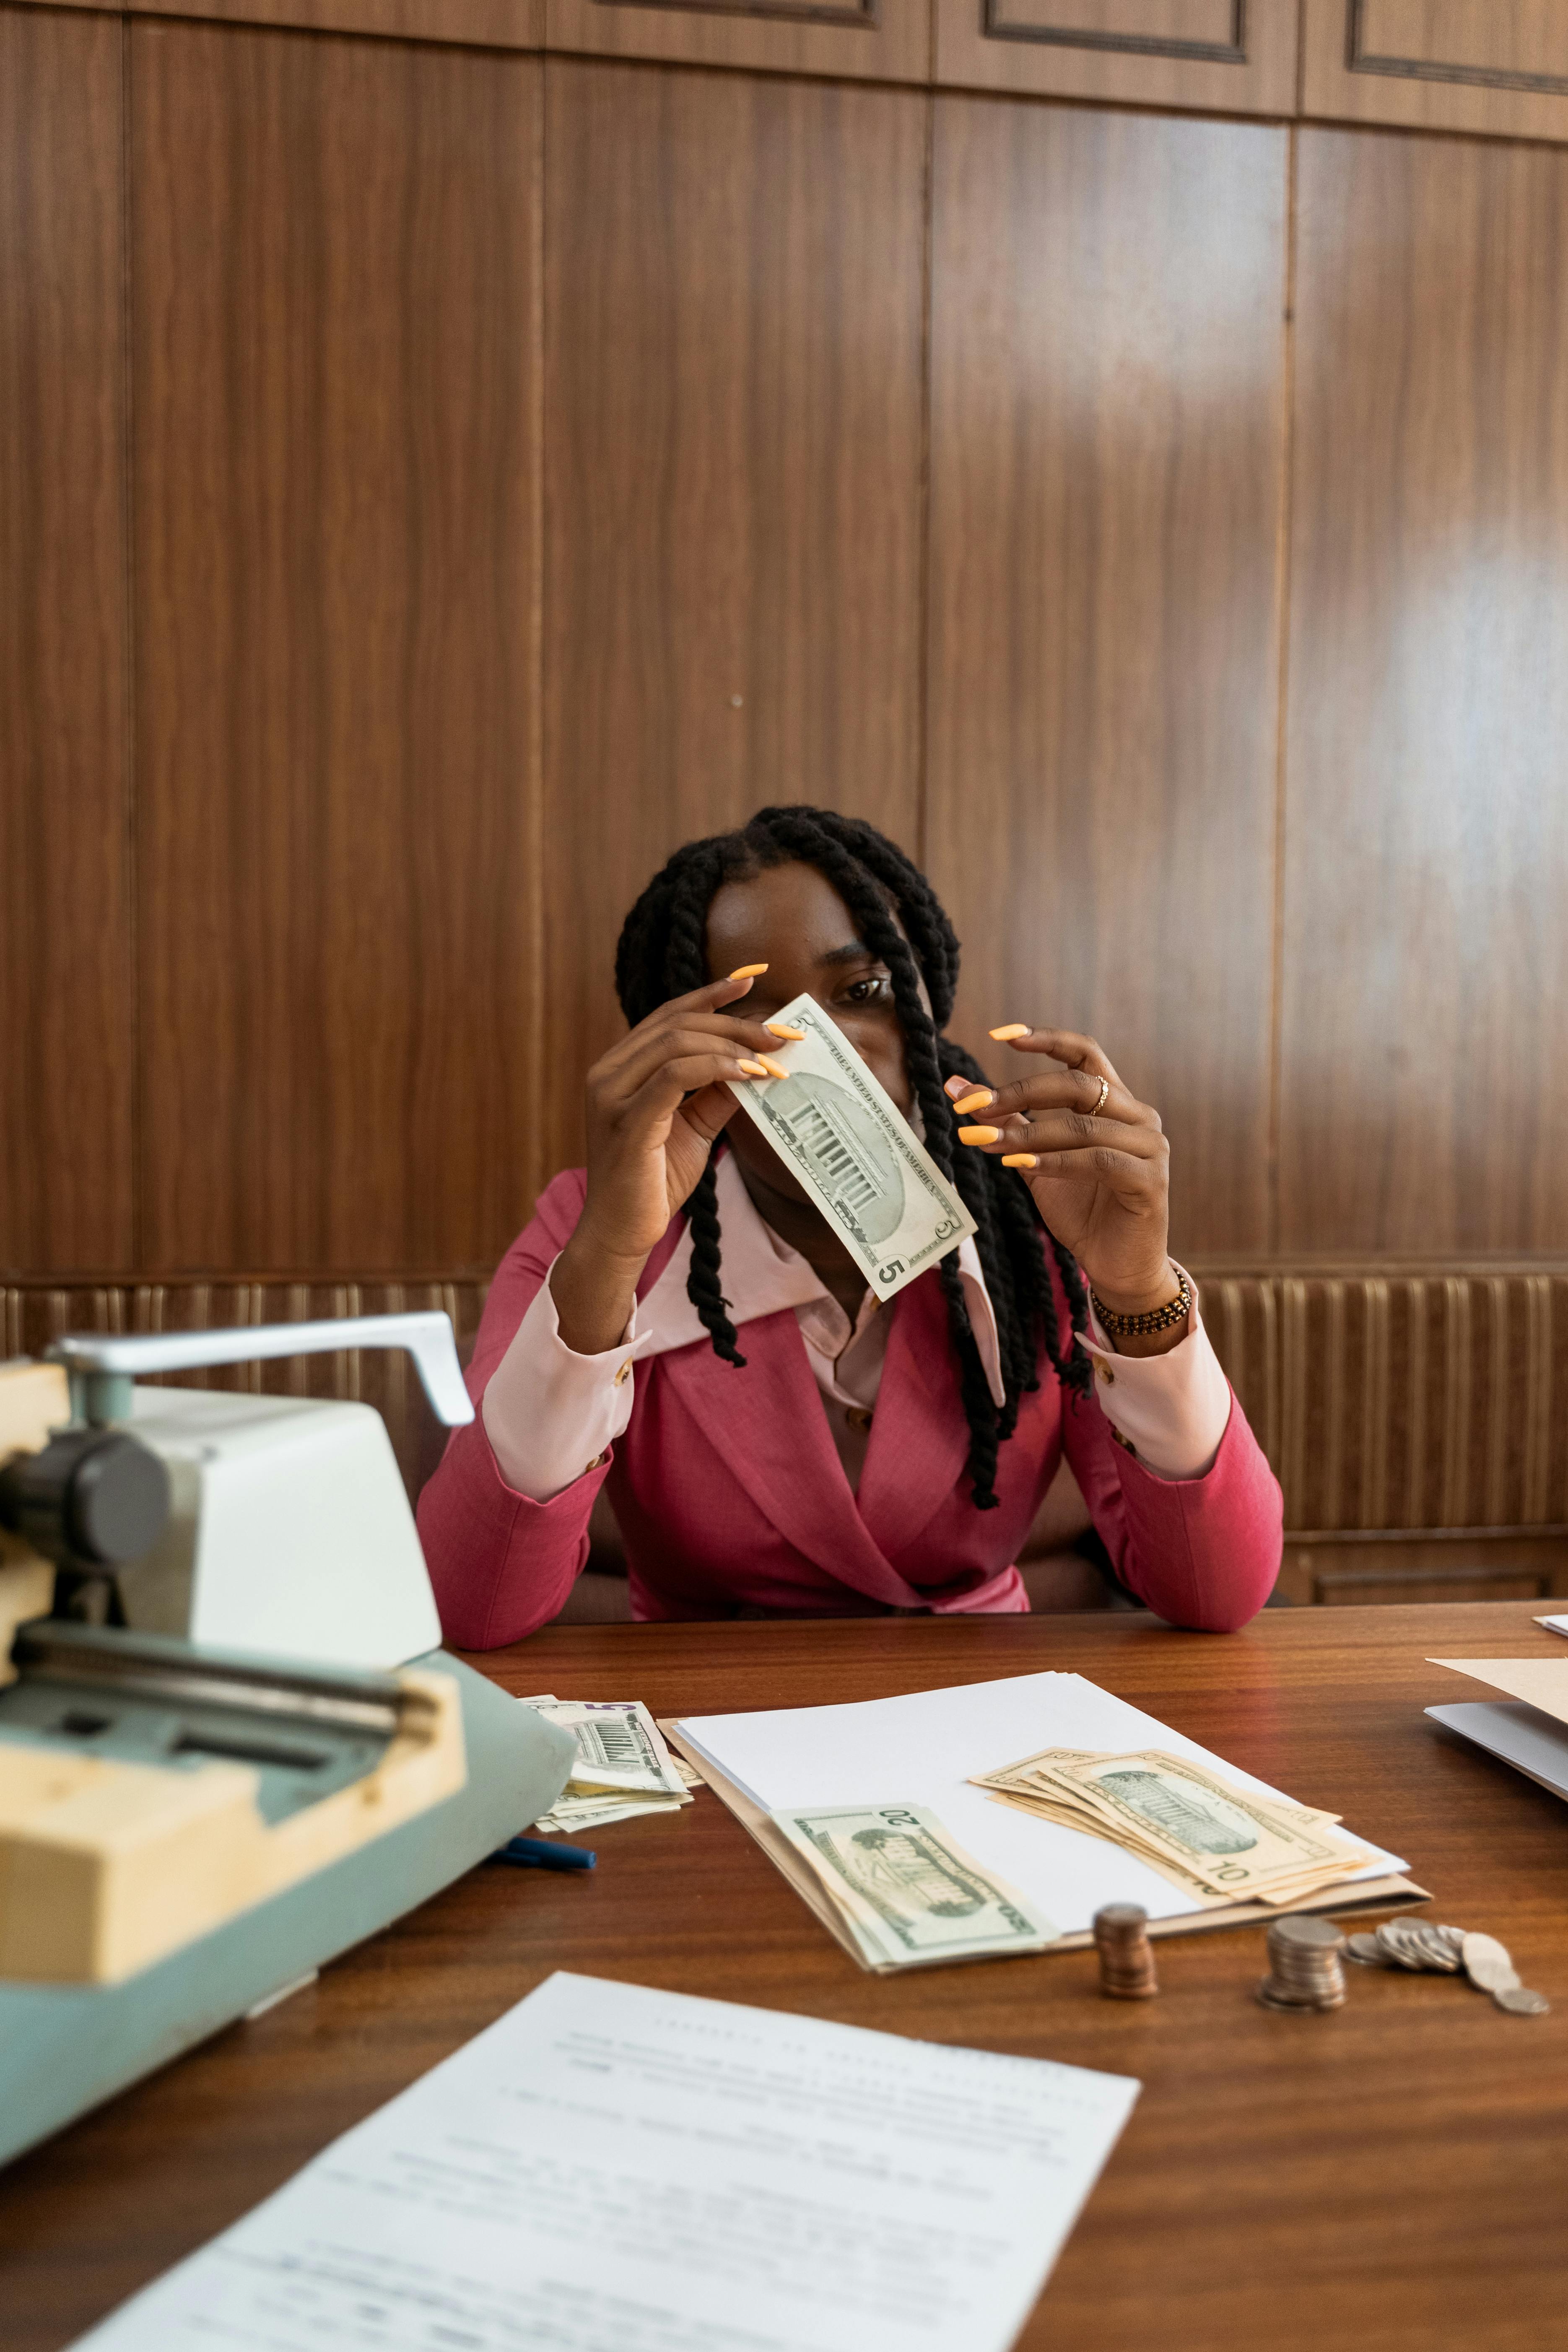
[947,1026,1174,1319]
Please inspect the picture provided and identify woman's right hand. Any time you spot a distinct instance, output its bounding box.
[549,971,783,1354]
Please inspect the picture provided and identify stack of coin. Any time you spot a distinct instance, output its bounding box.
[1345,1920,1551,2015]
[1255,1915,1347,2012]
[1093,1903,1158,1999]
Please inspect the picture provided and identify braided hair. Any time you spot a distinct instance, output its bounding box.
[614,807,1093,1509]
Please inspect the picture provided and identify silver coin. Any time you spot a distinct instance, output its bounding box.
[1345,1932,1391,1967]
[1493,1986,1551,2018]
[1376,1924,1435,1971]
[1409,1926,1462,1973]
[1463,1931,1521,1995]
[1269,1916,1345,1952]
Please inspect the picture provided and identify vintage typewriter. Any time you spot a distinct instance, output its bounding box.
[0,1316,574,2164]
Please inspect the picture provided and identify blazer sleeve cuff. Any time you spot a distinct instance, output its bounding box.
[481,1253,654,1501]
[1077,1263,1233,1480]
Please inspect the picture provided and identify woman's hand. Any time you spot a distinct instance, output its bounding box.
[948,1026,1181,1354]
[550,972,784,1354]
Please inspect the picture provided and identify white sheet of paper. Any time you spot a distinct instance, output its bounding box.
[70,1970,1139,2352]
[1426,1700,1568,1803]
[676,1672,1405,1934]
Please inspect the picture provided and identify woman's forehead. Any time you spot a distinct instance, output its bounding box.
[706,861,864,964]
[705,859,904,970]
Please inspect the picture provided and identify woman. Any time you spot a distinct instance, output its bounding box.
[420,807,1281,1643]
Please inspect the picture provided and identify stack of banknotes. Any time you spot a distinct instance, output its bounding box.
[768,1800,1058,1970]
[521,1696,700,1835]
[971,1746,1378,1908]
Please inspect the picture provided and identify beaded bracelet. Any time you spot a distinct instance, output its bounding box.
[1090,1268,1193,1341]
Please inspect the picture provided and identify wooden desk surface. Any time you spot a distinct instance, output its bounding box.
[4,1601,1566,2352]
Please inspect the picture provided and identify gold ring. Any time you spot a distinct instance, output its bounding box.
[1092,1075,1109,1116]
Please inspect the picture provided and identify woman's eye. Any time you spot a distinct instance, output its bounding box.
[843,976,890,1006]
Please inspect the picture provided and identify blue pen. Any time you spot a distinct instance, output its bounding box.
[490,1834,596,1872]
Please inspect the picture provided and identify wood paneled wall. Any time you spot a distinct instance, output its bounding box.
[132,24,543,1273]
[542,60,926,1183]
[926,101,1287,1254]
[1280,127,1568,1256]
[0,10,133,1273]
[5,4,1568,1290]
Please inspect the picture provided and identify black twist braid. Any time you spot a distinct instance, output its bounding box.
[645,840,751,1368]
[612,807,1093,1509]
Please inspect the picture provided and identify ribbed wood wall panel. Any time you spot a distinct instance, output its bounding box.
[12,1266,1565,1543]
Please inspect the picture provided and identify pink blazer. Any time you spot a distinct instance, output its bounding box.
[418,1170,1283,1646]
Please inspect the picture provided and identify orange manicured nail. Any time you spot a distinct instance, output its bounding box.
[737,1060,768,1077]
[958,1125,1001,1145]
[1002,1153,1038,1169]
[950,1089,992,1116]
[989,1023,1031,1041]
[729,963,769,980]
[764,1022,805,1040]
[756,1053,790,1080]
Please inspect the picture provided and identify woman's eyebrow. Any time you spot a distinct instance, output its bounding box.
[815,941,878,969]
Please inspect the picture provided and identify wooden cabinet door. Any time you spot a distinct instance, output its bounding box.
[934,0,1298,114]
[1303,1,1568,144]
[547,0,930,81]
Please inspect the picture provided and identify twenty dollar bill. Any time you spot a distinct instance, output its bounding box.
[726,992,976,1303]
[769,1800,1057,1970]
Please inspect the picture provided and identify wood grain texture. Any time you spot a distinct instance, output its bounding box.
[1303,0,1568,144]
[547,0,929,82]
[134,0,541,51]
[543,61,926,1178]
[0,7,134,1275]
[1279,129,1568,1256]
[925,100,1288,1258]
[5,1603,1568,2352]
[934,0,1299,112]
[132,25,543,1275]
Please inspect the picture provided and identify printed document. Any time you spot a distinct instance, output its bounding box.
[72,1970,1139,2352]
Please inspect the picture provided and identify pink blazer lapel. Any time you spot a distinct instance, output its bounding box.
[855,1273,973,1561]
[656,1310,932,1613]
